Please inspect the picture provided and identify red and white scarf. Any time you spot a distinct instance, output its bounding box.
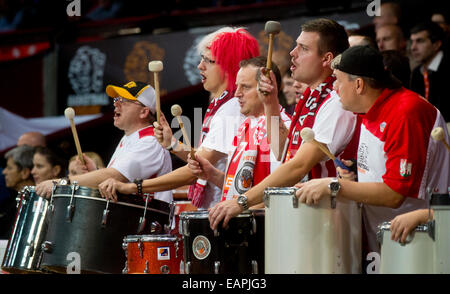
[187,90,232,207]
[284,76,336,163]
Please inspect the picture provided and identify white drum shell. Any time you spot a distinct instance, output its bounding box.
[432,206,450,274]
[378,223,434,274]
[264,187,361,274]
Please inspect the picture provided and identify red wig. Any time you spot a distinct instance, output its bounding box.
[210,28,260,96]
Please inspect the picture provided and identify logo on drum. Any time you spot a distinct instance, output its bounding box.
[192,235,211,260]
[235,162,254,194]
[157,247,170,261]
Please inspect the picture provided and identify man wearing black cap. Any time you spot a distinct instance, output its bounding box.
[36,81,173,203]
[296,45,450,273]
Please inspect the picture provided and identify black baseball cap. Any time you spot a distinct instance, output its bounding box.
[331,45,402,89]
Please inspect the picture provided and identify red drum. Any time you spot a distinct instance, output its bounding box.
[170,201,197,236]
[122,235,184,274]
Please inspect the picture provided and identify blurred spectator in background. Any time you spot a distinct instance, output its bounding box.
[1,145,35,239]
[373,1,402,31]
[17,131,46,147]
[410,21,449,121]
[348,33,377,48]
[376,24,406,54]
[382,50,411,89]
[281,70,308,115]
[68,152,105,176]
[431,12,450,34]
[31,147,67,185]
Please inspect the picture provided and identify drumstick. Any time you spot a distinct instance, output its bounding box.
[64,107,85,165]
[148,61,163,124]
[300,127,350,171]
[171,104,195,159]
[431,127,450,151]
[264,21,281,77]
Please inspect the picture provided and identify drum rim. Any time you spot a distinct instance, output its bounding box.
[378,221,429,232]
[123,235,179,242]
[51,194,169,215]
[264,187,297,195]
[179,210,254,219]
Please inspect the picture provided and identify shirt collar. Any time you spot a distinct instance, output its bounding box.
[422,50,444,73]
[362,88,399,121]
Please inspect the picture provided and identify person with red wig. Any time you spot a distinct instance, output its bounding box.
[97,27,260,209]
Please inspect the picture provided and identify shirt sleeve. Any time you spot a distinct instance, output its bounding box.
[109,137,168,182]
[312,92,356,157]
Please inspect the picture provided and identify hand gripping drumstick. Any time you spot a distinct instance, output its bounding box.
[300,127,350,171]
[431,127,450,151]
[64,107,85,165]
[148,61,163,124]
[171,104,195,159]
[264,21,281,77]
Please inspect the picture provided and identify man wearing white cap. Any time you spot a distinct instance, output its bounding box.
[36,81,173,203]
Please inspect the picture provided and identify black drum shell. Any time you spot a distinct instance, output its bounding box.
[181,209,264,274]
[41,191,170,274]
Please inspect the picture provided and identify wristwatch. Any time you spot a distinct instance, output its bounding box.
[237,195,249,211]
[166,138,178,152]
[133,178,143,196]
[328,178,341,197]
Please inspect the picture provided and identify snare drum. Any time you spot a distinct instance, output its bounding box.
[179,209,264,274]
[40,184,170,274]
[378,222,434,274]
[123,234,183,274]
[264,187,361,274]
[1,186,48,274]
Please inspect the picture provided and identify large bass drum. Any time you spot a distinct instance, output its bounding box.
[1,186,48,273]
[180,209,264,274]
[377,222,433,274]
[40,184,170,274]
[264,187,361,274]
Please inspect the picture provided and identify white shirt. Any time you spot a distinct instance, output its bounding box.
[199,97,245,208]
[108,126,173,203]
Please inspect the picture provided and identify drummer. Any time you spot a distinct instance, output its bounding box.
[208,18,359,230]
[295,45,450,268]
[97,28,260,208]
[35,81,173,204]
[186,56,291,204]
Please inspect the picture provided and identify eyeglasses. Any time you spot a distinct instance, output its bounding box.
[200,54,216,65]
[113,97,145,107]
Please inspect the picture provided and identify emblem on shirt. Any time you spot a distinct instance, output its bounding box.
[399,159,412,177]
[235,162,254,194]
[192,235,211,260]
[380,122,387,133]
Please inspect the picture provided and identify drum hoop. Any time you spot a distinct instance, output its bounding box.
[264,187,297,196]
[51,194,169,215]
[124,235,178,243]
[179,210,253,220]
[378,221,429,233]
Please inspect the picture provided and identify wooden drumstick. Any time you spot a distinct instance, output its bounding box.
[148,61,163,124]
[64,107,85,165]
[431,127,450,151]
[264,21,281,77]
[300,127,350,171]
[171,104,195,159]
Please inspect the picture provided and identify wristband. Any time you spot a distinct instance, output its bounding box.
[133,178,143,196]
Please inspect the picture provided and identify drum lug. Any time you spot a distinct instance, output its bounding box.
[182,220,189,237]
[214,261,221,274]
[27,242,35,258]
[251,216,257,235]
[185,261,191,274]
[144,260,149,273]
[41,241,53,253]
[330,195,337,209]
[251,260,258,274]
[263,191,270,208]
[292,195,299,208]
[122,261,128,274]
[376,228,384,245]
[138,239,144,258]
[66,204,75,223]
[150,221,162,234]
[427,220,435,241]
[214,229,219,237]
[175,240,179,259]
[101,199,110,227]
[122,241,128,258]
[160,265,170,274]
[166,201,176,233]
